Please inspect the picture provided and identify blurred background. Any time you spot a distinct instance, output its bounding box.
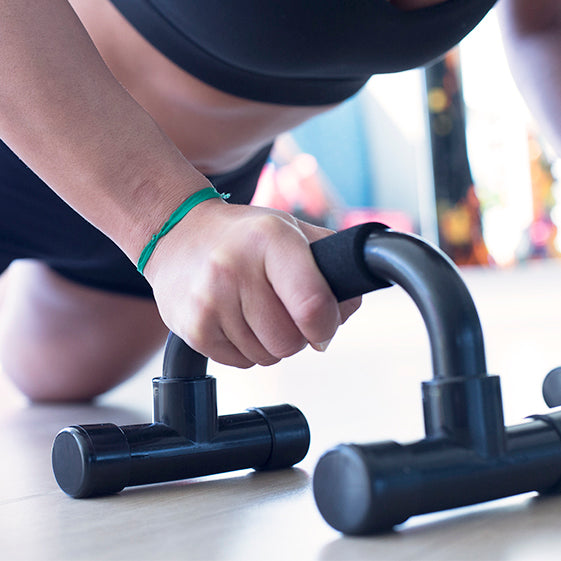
[252,11,560,269]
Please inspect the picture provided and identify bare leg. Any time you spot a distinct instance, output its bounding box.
[0,260,168,402]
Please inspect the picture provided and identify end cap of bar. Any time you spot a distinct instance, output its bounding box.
[52,424,130,498]
[313,442,410,535]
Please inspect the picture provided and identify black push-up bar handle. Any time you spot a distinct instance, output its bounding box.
[309,223,561,535]
[52,330,310,497]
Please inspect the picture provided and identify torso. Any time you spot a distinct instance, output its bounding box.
[68,0,335,175]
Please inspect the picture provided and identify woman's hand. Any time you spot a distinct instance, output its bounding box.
[144,199,361,368]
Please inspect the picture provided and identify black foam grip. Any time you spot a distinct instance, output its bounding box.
[310,223,393,302]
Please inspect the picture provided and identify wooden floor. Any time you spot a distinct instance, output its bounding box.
[3,259,561,560]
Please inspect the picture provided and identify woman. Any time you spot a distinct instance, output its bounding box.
[0,0,539,401]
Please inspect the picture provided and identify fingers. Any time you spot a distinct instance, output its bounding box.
[296,219,362,328]
[178,275,280,369]
[178,233,308,367]
[239,280,309,360]
[187,215,362,365]
[261,217,342,348]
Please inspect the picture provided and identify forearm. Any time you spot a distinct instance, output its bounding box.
[497,0,561,156]
[0,0,212,262]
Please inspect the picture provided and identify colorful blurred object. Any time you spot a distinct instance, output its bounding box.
[252,154,341,229]
[516,132,560,260]
[253,152,413,234]
[425,49,492,266]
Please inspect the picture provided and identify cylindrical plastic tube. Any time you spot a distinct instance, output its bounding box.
[52,404,309,498]
[313,412,561,534]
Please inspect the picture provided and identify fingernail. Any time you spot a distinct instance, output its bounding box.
[311,337,333,352]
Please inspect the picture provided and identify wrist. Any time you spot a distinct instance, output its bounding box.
[111,158,215,263]
[136,187,230,275]
[141,194,229,283]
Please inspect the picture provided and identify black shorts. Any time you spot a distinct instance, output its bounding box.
[0,141,272,298]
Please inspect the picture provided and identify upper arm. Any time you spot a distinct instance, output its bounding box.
[497,0,561,37]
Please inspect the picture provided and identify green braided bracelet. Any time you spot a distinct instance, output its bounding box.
[137,186,230,275]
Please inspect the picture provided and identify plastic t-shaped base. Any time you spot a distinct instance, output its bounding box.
[52,333,310,498]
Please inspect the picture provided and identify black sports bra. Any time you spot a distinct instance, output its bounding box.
[110,0,497,105]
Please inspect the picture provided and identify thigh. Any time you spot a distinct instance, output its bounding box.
[0,261,167,401]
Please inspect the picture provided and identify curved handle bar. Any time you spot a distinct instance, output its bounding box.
[311,222,486,380]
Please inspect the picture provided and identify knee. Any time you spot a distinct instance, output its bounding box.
[0,261,167,402]
[0,323,167,403]
[0,346,137,403]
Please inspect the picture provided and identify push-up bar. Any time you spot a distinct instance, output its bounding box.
[311,223,561,534]
[51,331,310,498]
[52,223,561,535]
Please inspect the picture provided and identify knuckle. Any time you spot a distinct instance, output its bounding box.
[182,299,215,353]
[248,214,298,246]
[191,293,214,326]
[206,249,238,287]
[294,291,334,328]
